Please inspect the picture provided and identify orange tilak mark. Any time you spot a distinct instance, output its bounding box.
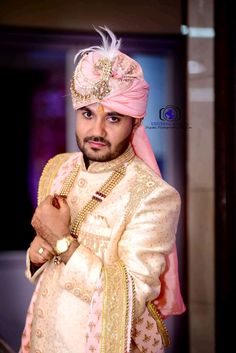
[98,103,104,114]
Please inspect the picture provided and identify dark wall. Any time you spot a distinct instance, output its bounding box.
[0,69,42,250]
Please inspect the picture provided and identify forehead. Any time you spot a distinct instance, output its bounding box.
[80,103,121,115]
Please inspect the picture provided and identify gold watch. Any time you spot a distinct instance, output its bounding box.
[55,235,75,255]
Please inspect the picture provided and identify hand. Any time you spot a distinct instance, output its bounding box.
[29,234,56,266]
[31,195,71,249]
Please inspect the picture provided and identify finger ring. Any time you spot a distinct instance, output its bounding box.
[38,247,44,255]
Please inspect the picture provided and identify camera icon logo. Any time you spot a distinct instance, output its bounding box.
[159,105,181,121]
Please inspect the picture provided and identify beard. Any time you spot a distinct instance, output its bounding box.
[76,134,131,162]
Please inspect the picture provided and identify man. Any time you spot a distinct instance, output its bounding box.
[20,26,185,353]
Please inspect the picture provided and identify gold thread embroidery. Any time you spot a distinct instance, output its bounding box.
[101,261,130,353]
[37,153,73,205]
[147,302,171,348]
[71,57,112,102]
[78,231,109,255]
[124,164,158,224]
[146,320,154,330]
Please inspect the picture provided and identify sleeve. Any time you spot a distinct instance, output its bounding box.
[59,244,103,302]
[59,180,181,316]
[25,249,48,283]
[25,153,72,283]
[118,181,181,317]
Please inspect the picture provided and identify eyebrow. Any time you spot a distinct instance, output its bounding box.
[80,107,127,118]
[107,111,126,117]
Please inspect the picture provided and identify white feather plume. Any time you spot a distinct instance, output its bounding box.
[74,26,121,63]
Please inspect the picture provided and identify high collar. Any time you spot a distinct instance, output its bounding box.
[79,144,135,173]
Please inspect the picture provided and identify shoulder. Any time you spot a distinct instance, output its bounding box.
[126,157,181,229]
[43,152,80,170]
[37,152,81,204]
[128,155,181,206]
[39,152,80,184]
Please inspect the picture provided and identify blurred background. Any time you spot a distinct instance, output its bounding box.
[0,1,235,353]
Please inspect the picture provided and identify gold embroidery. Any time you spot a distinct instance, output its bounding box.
[141,347,148,353]
[79,231,109,255]
[136,317,144,325]
[124,164,158,224]
[60,164,80,197]
[152,337,160,347]
[143,334,151,343]
[147,302,170,348]
[146,320,154,330]
[38,153,73,204]
[71,57,112,102]
[101,261,131,353]
[133,328,141,337]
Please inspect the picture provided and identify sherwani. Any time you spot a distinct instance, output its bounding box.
[20,145,181,353]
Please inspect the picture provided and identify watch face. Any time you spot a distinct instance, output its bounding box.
[56,238,69,254]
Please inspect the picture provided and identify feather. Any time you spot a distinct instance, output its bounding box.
[74,26,121,63]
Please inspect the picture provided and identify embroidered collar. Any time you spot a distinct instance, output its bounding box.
[79,144,135,173]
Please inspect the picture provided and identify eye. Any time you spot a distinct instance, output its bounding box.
[107,116,120,123]
[82,111,93,119]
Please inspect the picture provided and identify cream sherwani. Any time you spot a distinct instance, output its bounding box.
[21,145,181,353]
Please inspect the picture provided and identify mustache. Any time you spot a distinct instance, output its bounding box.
[84,136,111,146]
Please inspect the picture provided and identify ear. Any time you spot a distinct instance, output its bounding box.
[130,118,142,140]
[132,118,142,132]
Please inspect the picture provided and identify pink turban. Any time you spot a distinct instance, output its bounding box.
[71,50,149,119]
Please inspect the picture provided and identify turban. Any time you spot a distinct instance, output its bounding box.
[70,28,149,119]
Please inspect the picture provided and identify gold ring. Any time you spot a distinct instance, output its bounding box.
[38,247,44,255]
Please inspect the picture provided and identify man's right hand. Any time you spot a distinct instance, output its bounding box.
[29,234,56,266]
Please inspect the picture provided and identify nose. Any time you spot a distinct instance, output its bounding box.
[91,117,106,137]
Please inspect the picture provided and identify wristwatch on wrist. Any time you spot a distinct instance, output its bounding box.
[55,234,75,255]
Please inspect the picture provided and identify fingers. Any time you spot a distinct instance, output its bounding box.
[36,194,68,213]
[41,239,57,256]
[52,194,67,209]
[52,195,60,209]
[37,247,52,262]
[29,235,56,266]
[31,214,40,228]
